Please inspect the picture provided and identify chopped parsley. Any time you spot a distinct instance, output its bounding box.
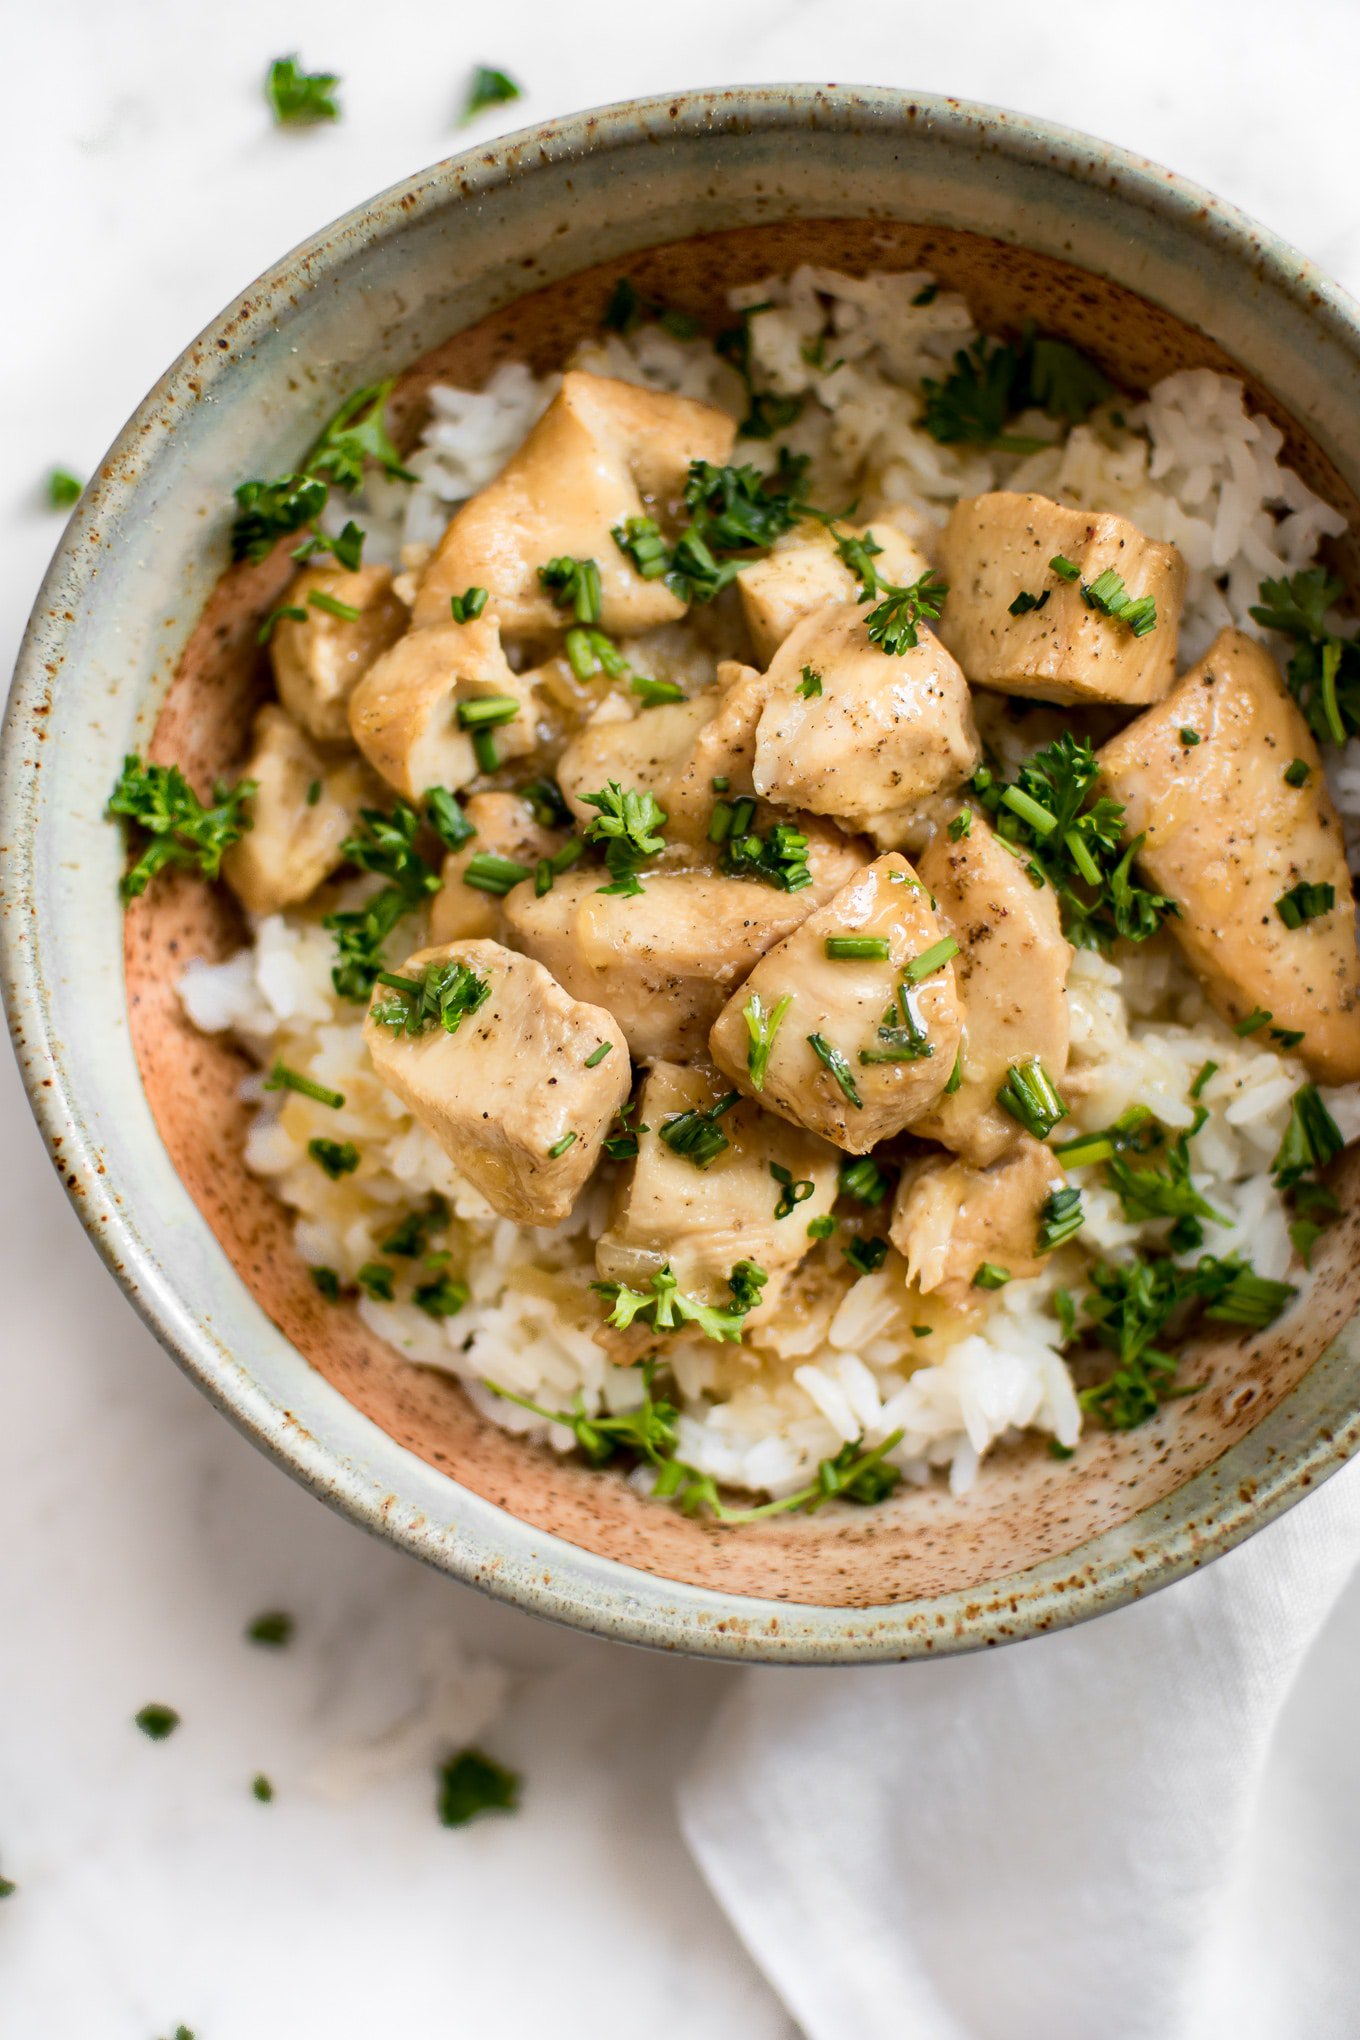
[107,754,255,900]
[47,465,83,508]
[1284,757,1312,788]
[843,1235,889,1277]
[489,1358,678,1466]
[1250,569,1360,747]
[969,732,1176,951]
[593,1262,767,1345]
[659,1093,739,1169]
[850,552,950,656]
[581,781,667,895]
[798,666,823,698]
[356,1262,395,1302]
[135,1703,180,1741]
[308,1138,359,1180]
[1275,879,1335,929]
[265,54,341,125]
[380,1197,450,1258]
[920,327,1113,451]
[323,801,441,999]
[229,380,411,563]
[771,1162,816,1218]
[661,1428,906,1523]
[615,458,817,606]
[370,958,490,1039]
[1179,727,1202,748]
[252,1775,274,1804]
[808,1033,863,1109]
[293,518,365,570]
[438,1748,521,1826]
[1273,1083,1344,1189]
[744,991,792,1089]
[603,278,703,340]
[948,808,973,840]
[264,1062,344,1109]
[460,66,521,123]
[310,1266,342,1301]
[414,1273,469,1318]
[247,1611,294,1647]
[715,303,806,439]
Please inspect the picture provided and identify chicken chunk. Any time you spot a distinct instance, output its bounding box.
[753,602,981,848]
[503,867,824,1064]
[363,938,630,1226]
[555,696,715,825]
[890,1138,1068,1304]
[412,372,736,638]
[708,854,963,1152]
[428,792,567,945]
[665,665,770,835]
[912,807,1073,1165]
[737,519,932,664]
[347,615,536,800]
[269,565,410,745]
[1098,627,1360,1081]
[596,1061,837,1310]
[222,705,372,916]
[939,491,1185,707]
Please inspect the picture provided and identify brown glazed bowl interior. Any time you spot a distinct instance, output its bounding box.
[10,89,1360,1661]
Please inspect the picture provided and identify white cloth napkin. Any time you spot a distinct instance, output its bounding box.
[681,1457,1360,2040]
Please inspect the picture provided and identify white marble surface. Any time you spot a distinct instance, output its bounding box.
[6,3,1360,2033]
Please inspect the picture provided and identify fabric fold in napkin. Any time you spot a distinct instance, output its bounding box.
[680,1457,1360,2040]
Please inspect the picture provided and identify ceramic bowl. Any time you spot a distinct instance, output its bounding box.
[8,85,1360,1663]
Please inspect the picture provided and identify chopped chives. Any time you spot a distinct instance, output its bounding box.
[264,1061,344,1109]
[711,775,730,793]
[305,778,322,806]
[825,935,891,960]
[456,695,521,729]
[902,936,959,983]
[471,728,499,774]
[1275,880,1335,929]
[996,1058,1068,1140]
[547,1132,578,1158]
[944,1049,964,1095]
[912,1323,933,1337]
[584,1041,613,1067]
[307,589,361,623]
[808,1033,862,1109]
[1050,554,1081,581]
[450,586,489,623]
[1235,1007,1272,1036]
[1000,785,1057,836]
[806,1214,836,1240]
[307,1137,360,1179]
[1190,1060,1218,1100]
[972,1263,1011,1290]
[1036,1185,1084,1253]
[462,851,532,895]
[743,991,792,1090]
[948,808,972,840]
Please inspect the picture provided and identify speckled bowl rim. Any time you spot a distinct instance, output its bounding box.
[8,83,1360,1663]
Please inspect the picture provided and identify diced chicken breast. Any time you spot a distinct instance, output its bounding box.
[752,602,981,848]
[555,696,715,825]
[939,491,1186,707]
[737,519,932,664]
[708,853,964,1152]
[503,868,823,1064]
[596,1061,837,1309]
[222,705,371,916]
[429,792,567,945]
[666,665,770,836]
[412,372,735,638]
[363,938,630,1226]
[270,565,409,743]
[912,807,1073,1165]
[890,1137,1067,1304]
[1098,627,1360,1081]
[347,616,536,800]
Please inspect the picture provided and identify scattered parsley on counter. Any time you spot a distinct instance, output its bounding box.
[460,66,522,124]
[0,1872,15,1899]
[247,1611,295,1648]
[135,1704,181,1742]
[437,1748,521,1826]
[252,1775,275,1804]
[107,755,255,900]
[47,466,83,508]
[265,54,341,125]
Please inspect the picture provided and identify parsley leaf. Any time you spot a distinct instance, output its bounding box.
[581,781,667,895]
[592,1262,767,1345]
[247,1611,294,1647]
[322,801,441,999]
[920,325,1113,450]
[370,959,490,1039]
[265,54,340,126]
[1250,569,1360,748]
[108,754,255,900]
[460,67,522,123]
[437,1748,521,1825]
[47,466,83,508]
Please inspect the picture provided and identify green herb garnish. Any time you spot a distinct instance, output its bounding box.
[247,1611,294,1647]
[265,54,340,125]
[593,1262,767,1345]
[744,991,792,1089]
[47,466,83,508]
[107,754,255,900]
[973,1263,1011,1290]
[460,67,521,123]
[370,959,491,1039]
[308,1137,360,1180]
[450,586,489,623]
[798,666,823,698]
[135,1703,180,1741]
[438,1748,521,1825]
[1037,1185,1084,1253]
[808,1033,863,1109]
[825,935,891,960]
[996,1058,1068,1140]
[323,800,441,999]
[581,781,667,896]
[1275,880,1335,929]
[264,1062,344,1109]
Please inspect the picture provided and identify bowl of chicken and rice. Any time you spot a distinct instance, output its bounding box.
[9,85,1360,1662]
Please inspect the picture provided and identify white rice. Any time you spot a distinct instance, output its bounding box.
[183,265,1360,1501]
